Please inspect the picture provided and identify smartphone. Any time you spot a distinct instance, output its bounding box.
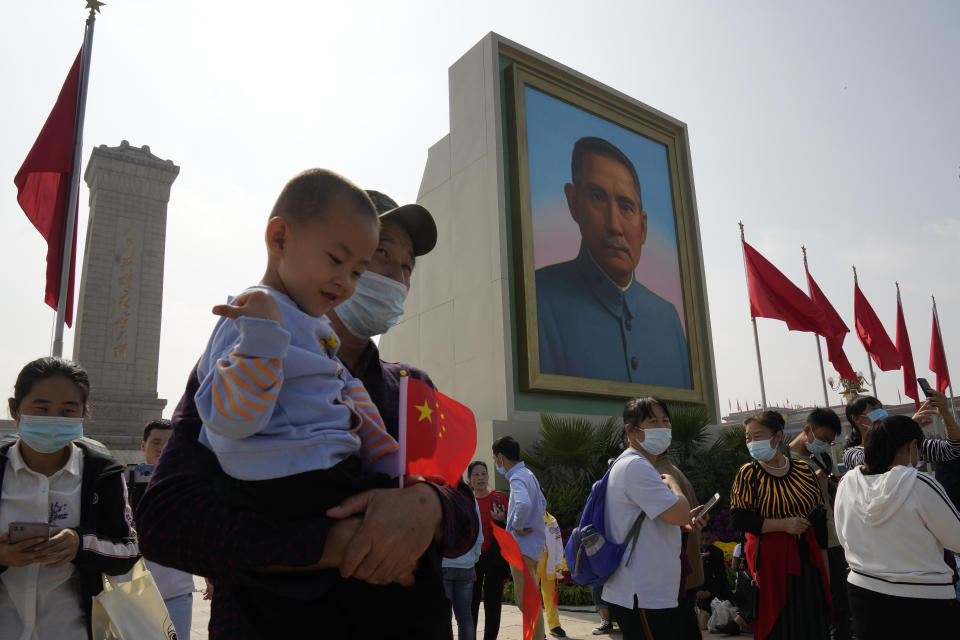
[917,378,935,398]
[694,492,721,523]
[8,521,51,544]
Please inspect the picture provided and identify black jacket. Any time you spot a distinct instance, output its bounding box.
[0,437,140,637]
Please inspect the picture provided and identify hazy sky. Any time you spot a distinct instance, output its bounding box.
[2,1,958,418]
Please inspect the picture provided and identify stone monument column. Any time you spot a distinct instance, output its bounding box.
[72,141,178,447]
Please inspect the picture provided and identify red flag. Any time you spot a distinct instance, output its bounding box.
[854,283,901,371]
[14,51,82,327]
[743,241,825,333]
[737,400,742,412]
[400,376,477,487]
[806,269,858,381]
[930,309,950,394]
[492,524,541,640]
[896,292,920,409]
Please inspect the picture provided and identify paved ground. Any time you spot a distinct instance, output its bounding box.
[187,578,750,639]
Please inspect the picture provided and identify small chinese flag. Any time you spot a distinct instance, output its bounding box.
[492,524,542,640]
[399,376,477,486]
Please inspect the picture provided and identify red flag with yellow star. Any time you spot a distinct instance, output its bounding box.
[399,376,477,486]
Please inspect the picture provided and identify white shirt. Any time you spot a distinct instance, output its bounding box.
[0,442,87,640]
[601,449,682,610]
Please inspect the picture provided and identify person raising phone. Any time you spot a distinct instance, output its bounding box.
[0,357,139,639]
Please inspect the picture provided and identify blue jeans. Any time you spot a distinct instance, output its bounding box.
[164,592,193,639]
[443,566,476,640]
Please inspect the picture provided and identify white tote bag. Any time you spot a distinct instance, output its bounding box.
[91,558,178,640]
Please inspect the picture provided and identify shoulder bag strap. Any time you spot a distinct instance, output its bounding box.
[623,510,646,567]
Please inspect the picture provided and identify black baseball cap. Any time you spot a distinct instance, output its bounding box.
[365,190,437,257]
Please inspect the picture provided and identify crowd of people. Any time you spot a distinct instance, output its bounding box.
[0,166,958,640]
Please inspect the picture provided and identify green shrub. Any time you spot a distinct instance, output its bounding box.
[502,580,594,606]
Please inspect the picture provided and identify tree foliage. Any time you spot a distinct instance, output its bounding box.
[521,409,750,530]
[522,414,623,529]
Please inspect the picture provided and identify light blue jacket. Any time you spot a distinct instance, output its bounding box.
[196,286,374,481]
[505,462,547,560]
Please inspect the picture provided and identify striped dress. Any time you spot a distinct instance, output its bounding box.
[731,458,830,640]
[731,458,822,522]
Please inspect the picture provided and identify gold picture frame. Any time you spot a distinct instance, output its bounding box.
[503,50,716,407]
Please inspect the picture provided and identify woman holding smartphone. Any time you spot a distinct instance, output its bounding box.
[0,357,139,639]
[730,411,831,640]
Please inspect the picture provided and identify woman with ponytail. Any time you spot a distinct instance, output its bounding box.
[835,414,960,636]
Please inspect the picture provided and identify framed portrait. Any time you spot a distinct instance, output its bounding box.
[504,56,715,405]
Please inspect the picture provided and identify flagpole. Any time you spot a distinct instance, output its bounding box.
[52,4,99,358]
[853,265,878,397]
[933,296,956,415]
[740,222,768,410]
[803,246,830,406]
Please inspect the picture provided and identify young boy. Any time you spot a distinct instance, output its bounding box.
[194,168,399,515]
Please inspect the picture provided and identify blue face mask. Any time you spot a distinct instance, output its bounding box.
[18,415,84,453]
[495,464,507,476]
[867,408,889,422]
[335,271,408,338]
[807,436,830,455]
[747,439,778,462]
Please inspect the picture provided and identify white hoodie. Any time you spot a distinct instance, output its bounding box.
[835,465,960,599]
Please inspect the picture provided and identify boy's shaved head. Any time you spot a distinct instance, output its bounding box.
[270,168,377,226]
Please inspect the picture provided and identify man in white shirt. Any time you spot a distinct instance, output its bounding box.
[131,420,195,640]
[493,436,547,640]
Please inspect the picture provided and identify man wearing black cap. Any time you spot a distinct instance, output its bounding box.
[136,189,479,639]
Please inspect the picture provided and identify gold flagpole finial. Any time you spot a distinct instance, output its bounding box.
[852,265,858,282]
[85,0,105,18]
[801,245,808,262]
[738,221,745,239]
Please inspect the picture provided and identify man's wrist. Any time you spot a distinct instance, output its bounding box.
[408,481,444,541]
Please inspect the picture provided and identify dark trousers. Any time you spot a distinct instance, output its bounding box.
[675,588,702,640]
[827,546,852,640]
[610,599,676,640]
[471,546,510,640]
[848,582,960,638]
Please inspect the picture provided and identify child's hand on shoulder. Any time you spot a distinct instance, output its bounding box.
[213,289,283,325]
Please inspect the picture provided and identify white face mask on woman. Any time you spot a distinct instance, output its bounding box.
[638,428,672,455]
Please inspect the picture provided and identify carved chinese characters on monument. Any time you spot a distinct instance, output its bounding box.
[105,222,144,362]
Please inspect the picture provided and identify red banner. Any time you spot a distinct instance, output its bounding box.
[14,51,82,327]
[930,311,950,394]
[743,241,825,334]
[896,295,920,409]
[854,283,901,371]
[806,268,857,381]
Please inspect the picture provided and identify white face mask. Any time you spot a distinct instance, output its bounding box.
[335,271,408,338]
[638,428,672,455]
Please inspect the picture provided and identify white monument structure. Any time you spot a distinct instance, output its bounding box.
[71,141,178,452]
